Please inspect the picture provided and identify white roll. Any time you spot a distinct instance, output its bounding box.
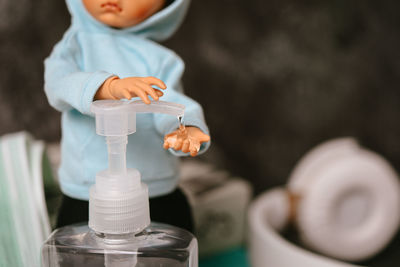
[288,138,400,261]
[288,138,359,195]
[248,189,362,267]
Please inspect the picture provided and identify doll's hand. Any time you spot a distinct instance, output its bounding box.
[163,126,210,157]
[94,76,166,104]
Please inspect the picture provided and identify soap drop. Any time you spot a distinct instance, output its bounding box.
[177,115,184,124]
[177,115,185,132]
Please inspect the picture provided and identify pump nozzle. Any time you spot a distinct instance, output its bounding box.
[89,100,185,235]
[130,100,184,117]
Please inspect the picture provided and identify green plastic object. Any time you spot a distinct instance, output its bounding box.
[0,132,60,267]
[199,247,250,267]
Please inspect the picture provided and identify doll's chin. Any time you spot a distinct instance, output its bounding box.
[97,14,143,28]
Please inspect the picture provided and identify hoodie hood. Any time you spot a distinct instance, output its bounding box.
[65,0,190,41]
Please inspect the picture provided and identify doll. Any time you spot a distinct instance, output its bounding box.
[44,0,210,231]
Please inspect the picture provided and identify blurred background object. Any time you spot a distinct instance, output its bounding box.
[180,160,252,257]
[1,0,400,266]
[248,138,400,267]
[0,132,60,267]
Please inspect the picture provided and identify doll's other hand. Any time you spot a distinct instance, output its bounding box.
[94,76,166,104]
[163,126,210,157]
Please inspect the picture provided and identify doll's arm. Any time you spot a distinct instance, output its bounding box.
[44,34,114,115]
[153,54,211,156]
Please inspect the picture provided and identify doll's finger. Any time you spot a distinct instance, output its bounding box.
[192,130,211,143]
[135,89,151,104]
[189,149,198,157]
[189,141,201,157]
[122,89,132,100]
[135,82,160,101]
[164,134,178,149]
[155,89,164,97]
[164,132,175,139]
[199,133,211,143]
[173,138,183,150]
[163,140,170,149]
[144,85,161,101]
[181,140,190,153]
[143,77,167,89]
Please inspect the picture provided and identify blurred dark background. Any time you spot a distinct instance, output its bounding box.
[1,0,400,195]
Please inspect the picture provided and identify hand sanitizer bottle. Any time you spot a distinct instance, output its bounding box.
[41,100,198,267]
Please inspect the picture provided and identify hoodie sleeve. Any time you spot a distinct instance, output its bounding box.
[153,52,211,156]
[44,32,115,115]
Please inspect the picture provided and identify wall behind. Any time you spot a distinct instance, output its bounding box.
[0,0,69,140]
[1,0,399,194]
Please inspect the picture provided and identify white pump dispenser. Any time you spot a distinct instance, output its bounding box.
[41,99,199,267]
[89,100,185,235]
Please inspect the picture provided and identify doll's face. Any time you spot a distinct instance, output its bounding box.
[82,0,166,28]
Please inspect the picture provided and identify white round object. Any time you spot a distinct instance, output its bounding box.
[288,139,400,261]
[248,189,361,267]
[288,138,359,194]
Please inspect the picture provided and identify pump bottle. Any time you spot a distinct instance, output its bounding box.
[41,100,198,267]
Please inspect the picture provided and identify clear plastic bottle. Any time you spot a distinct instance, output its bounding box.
[41,222,198,267]
[41,100,198,267]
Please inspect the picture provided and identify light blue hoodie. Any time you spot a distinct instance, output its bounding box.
[44,0,210,200]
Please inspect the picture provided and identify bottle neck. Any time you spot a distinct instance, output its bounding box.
[106,136,127,175]
[94,230,144,244]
